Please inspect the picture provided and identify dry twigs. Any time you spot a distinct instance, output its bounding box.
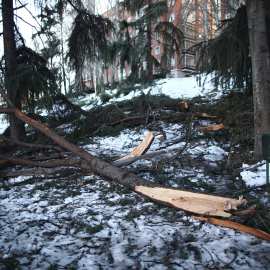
[201,246,237,270]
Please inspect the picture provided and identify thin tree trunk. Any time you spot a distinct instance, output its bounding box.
[210,0,221,35]
[246,0,270,157]
[61,22,67,95]
[2,0,26,141]
[146,0,153,82]
[203,0,209,41]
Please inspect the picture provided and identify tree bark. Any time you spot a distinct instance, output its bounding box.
[246,0,270,157]
[146,0,153,82]
[203,0,209,41]
[2,0,26,141]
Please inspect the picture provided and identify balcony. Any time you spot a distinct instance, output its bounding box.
[182,65,196,71]
[182,50,195,55]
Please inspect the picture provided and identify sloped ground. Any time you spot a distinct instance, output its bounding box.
[1,77,270,269]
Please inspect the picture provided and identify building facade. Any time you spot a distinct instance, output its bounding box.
[84,0,240,87]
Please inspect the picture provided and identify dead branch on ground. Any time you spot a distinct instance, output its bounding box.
[0,134,64,152]
[0,85,254,218]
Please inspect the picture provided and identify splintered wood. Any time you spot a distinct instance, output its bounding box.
[113,132,155,167]
[196,123,228,132]
[135,186,247,217]
[192,216,270,242]
[193,112,217,118]
[178,99,188,109]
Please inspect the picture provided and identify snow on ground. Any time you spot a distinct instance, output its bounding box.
[1,75,270,269]
[241,162,267,187]
[79,74,216,111]
[0,115,8,134]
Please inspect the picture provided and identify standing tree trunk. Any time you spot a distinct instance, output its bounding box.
[2,0,26,141]
[246,0,270,157]
[61,22,67,95]
[203,0,209,41]
[210,0,221,35]
[146,0,153,82]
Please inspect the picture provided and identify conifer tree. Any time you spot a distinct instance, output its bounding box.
[196,5,253,92]
[2,0,26,141]
[196,2,270,158]
[1,0,113,140]
[118,0,182,82]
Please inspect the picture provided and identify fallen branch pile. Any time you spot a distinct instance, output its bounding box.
[1,85,269,242]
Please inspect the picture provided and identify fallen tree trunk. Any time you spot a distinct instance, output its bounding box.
[0,85,252,218]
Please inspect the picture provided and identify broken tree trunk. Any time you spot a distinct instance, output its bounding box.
[0,85,252,217]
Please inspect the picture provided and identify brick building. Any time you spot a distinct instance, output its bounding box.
[85,0,239,87]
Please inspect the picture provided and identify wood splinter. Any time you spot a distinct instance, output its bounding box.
[192,215,270,242]
[135,186,248,217]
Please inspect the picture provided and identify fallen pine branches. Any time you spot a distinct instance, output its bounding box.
[0,85,255,218]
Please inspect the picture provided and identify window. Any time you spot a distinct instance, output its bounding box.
[155,32,160,40]
[155,46,160,54]
[169,13,175,22]
[127,18,131,23]
[169,0,175,6]
[135,10,142,20]
[171,57,175,67]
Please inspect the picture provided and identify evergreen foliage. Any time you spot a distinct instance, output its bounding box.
[113,0,182,83]
[67,9,114,74]
[195,4,270,94]
[4,45,57,115]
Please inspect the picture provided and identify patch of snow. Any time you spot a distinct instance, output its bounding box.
[241,162,267,187]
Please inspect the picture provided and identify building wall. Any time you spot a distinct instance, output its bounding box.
[89,0,237,85]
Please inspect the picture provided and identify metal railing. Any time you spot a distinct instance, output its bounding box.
[182,65,196,70]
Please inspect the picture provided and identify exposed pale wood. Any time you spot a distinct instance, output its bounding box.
[135,186,247,217]
[177,99,189,104]
[113,132,155,166]
[192,215,270,242]
[193,112,217,118]
[196,123,228,132]
[113,151,166,167]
